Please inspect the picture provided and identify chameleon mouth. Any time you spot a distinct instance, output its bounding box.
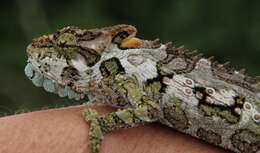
[24,61,84,100]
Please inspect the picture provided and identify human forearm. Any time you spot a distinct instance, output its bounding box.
[0,105,229,153]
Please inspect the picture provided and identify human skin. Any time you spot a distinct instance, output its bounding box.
[0,105,231,153]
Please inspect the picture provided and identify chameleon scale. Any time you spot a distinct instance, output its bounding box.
[25,24,260,153]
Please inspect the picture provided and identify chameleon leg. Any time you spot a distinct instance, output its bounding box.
[83,105,159,153]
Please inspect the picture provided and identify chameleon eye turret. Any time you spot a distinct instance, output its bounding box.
[25,24,260,153]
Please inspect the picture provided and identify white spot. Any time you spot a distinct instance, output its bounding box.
[234,71,239,74]
[194,58,212,75]
[195,58,211,69]
[127,54,145,66]
[252,112,260,123]
[257,93,260,98]
[195,92,203,99]
[206,87,215,95]
[71,53,89,72]
[162,77,173,85]
[167,58,187,70]
[206,97,214,104]
[162,75,199,106]
[234,107,242,115]
[184,88,193,96]
[120,58,157,83]
[184,78,195,88]
[243,102,252,111]
[211,89,236,106]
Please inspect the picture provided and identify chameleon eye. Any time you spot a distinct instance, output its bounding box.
[109,24,137,44]
[112,31,130,44]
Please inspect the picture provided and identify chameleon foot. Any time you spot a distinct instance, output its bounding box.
[83,105,159,153]
[83,109,104,153]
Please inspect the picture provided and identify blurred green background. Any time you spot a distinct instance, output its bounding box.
[1,0,260,116]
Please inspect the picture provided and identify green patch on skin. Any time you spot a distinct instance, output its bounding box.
[57,33,77,45]
[114,74,127,86]
[199,104,239,124]
[124,82,142,103]
[116,109,134,125]
[163,97,190,130]
[115,74,143,105]
[84,108,100,121]
[98,113,124,134]
[134,107,151,122]
[100,58,123,77]
[255,101,260,110]
[166,96,183,107]
[197,128,222,145]
[255,125,260,134]
[100,58,125,77]
[141,96,160,110]
[103,60,118,75]
[231,129,260,153]
[145,81,162,98]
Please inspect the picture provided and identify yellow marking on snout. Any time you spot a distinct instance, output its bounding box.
[120,37,144,49]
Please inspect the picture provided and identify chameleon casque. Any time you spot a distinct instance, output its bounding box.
[24,24,260,153]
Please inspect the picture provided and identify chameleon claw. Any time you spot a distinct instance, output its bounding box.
[120,37,144,49]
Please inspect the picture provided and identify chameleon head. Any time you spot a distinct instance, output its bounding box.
[24,24,140,100]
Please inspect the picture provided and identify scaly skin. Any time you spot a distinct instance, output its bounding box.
[25,24,260,153]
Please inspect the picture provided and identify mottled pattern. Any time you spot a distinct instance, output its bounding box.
[197,128,222,145]
[231,129,260,153]
[162,97,190,130]
[25,24,260,153]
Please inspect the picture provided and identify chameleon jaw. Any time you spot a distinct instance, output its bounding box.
[24,59,85,101]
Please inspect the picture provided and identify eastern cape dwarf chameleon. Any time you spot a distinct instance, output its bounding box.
[25,24,260,153]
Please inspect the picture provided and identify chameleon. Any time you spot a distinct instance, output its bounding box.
[24,24,260,153]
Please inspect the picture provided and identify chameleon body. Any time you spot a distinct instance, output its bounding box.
[25,24,260,153]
